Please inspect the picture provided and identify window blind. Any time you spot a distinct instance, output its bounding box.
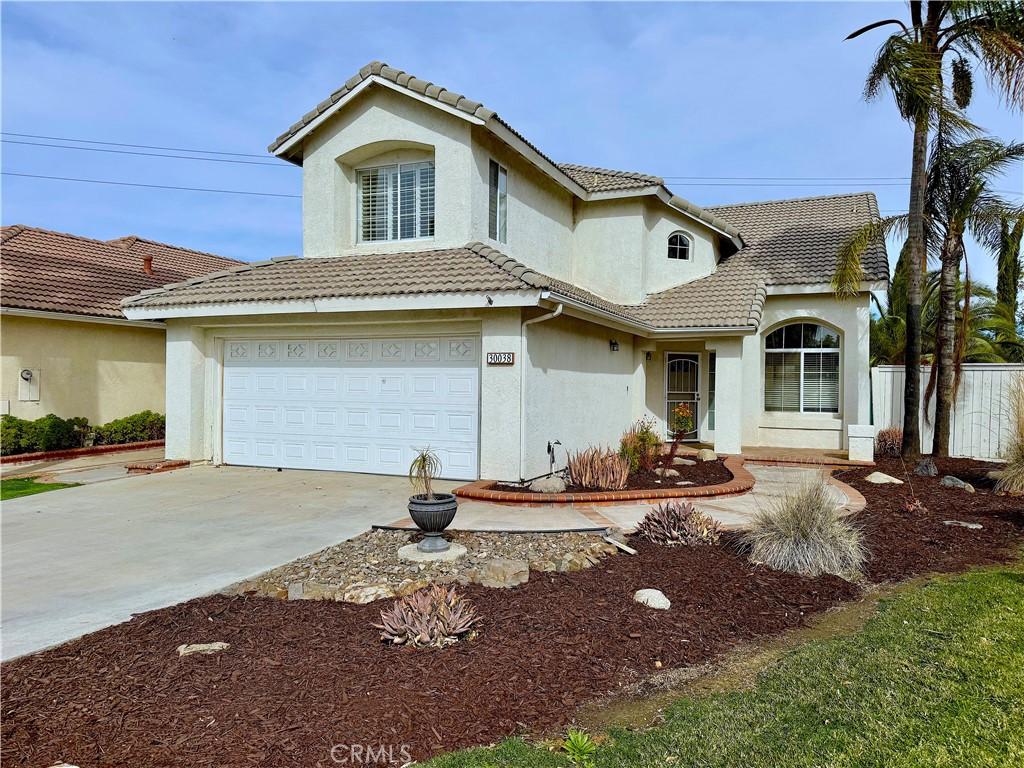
[764,352,801,412]
[357,162,434,242]
[802,351,840,413]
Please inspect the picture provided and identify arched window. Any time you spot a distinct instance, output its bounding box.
[667,231,691,260]
[764,322,840,414]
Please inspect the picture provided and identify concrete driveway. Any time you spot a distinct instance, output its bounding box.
[2,465,452,660]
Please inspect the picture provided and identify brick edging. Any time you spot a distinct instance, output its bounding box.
[0,440,165,465]
[454,455,754,504]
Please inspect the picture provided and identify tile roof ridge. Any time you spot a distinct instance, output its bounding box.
[558,163,664,185]
[119,256,288,306]
[706,191,877,210]
[1,224,126,249]
[109,234,245,263]
[464,242,550,289]
[1,224,28,244]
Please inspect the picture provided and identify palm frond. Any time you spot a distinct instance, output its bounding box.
[833,215,906,298]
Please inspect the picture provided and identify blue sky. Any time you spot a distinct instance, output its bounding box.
[2,1,1021,289]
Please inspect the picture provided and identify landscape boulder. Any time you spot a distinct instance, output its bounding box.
[940,475,975,493]
[865,471,904,485]
[914,457,938,477]
[530,475,567,494]
[470,558,529,588]
[697,449,718,462]
[633,588,671,610]
[654,467,680,478]
[672,457,697,466]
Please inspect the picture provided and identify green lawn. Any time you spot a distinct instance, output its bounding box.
[427,563,1024,768]
[1,477,80,501]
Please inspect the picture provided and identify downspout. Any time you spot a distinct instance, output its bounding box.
[519,303,563,481]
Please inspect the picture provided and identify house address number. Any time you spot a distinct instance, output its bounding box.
[486,352,515,365]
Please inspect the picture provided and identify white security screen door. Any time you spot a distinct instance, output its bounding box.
[666,353,700,442]
[222,336,479,480]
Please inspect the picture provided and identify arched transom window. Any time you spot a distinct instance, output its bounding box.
[667,231,691,260]
[764,322,840,414]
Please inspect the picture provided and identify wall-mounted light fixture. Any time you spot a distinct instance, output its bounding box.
[609,339,620,352]
[645,351,653,362]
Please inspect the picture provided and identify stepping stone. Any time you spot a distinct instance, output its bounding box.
[865,471,904,485]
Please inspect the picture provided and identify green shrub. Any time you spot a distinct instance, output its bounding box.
[0,415,31,455]
[92,410,165,445]
[742,478,866,580]
[1,413,89,455]
[618,417,663,473]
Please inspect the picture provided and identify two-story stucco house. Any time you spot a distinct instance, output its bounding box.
[122,61,889,481]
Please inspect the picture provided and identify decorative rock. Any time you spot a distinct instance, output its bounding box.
[675,480,694,486]
[530,475,567,494]
[865,471,904,485]
[301,581,338,601]
[287,582,304,600]
[697,449,718,462]
[914,457,938,477]
[603,534,638,555]
[473,558,529,588]
[177,642,229,657]
[398,542,467,563]
[654,467,680,478]
[943,520,983,530]
[940,475,975,493]
[634,588,671,610]
[340,583,395,604]
[672,457,697,466]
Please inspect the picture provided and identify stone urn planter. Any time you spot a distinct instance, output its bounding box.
[408,448,457,552]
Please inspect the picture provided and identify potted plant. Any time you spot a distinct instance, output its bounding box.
[408,448,458,552]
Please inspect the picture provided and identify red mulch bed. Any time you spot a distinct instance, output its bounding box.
[494,458,732,494]
[3,459,1022,767]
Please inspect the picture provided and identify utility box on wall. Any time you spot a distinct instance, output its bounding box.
[17,368,40,402]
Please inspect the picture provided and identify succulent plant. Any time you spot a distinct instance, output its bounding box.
[567,446,630,490]
[375,585,480,648]
[636,500,721,546]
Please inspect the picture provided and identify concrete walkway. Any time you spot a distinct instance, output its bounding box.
[1,465,450,660]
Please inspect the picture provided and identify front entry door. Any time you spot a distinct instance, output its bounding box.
[666,353,700,441]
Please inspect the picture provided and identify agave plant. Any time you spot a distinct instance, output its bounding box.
[636,501,721,546]
[375,585,480,648]
[567,447,629,490]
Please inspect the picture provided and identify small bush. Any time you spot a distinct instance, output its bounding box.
[0,414,89,455]
[993,376,1024,495]
[92,410,165,445]
[375,585,480,648]
[743,479,866,580]
[636,500,721,546]
[619,417,663,473]
[567,446,630,490]
[875,426,902,458]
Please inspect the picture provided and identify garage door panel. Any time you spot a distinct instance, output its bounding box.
[223,336,479,480]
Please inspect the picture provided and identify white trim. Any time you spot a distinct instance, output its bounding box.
[0,306,164,329]
[766,281,886,296]
[122,290,544,320]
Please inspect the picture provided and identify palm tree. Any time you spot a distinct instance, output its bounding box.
[927,137,1024,455]
[837,1,1024,460]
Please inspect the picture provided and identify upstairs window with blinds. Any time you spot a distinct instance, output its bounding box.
[488,160,508,243]
[764,322,840,414]
[356,161,435,242]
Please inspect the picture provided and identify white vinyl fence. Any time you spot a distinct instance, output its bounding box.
[872,364,1024,460]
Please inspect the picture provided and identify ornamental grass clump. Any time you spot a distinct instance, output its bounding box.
[618,417,663,473]
[993,376,1024,496]
[375,585,480,648]
[875,426,903,458]
[743,478,866,580]
[636,500,721,546]
[567,447,630,490]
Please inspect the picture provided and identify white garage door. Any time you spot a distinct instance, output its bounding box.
[222,336,480,480]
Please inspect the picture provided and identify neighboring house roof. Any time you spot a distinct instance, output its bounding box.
[557,164,664,193]
[266,61,743,245]
[123,192,889,331]
[0,225,243,319]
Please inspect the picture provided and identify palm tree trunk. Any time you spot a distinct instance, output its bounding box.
[901,110,928,460]
[931,234,959,457]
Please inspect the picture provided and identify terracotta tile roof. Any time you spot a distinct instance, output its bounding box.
[1,225,243,319]
[123,193,888,331]
[122,244,549,309]
[557,164,664,193]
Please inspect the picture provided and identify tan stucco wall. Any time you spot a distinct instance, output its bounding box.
[1,314,166,424]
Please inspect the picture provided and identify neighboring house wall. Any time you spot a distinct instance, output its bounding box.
[0,314,165,424]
